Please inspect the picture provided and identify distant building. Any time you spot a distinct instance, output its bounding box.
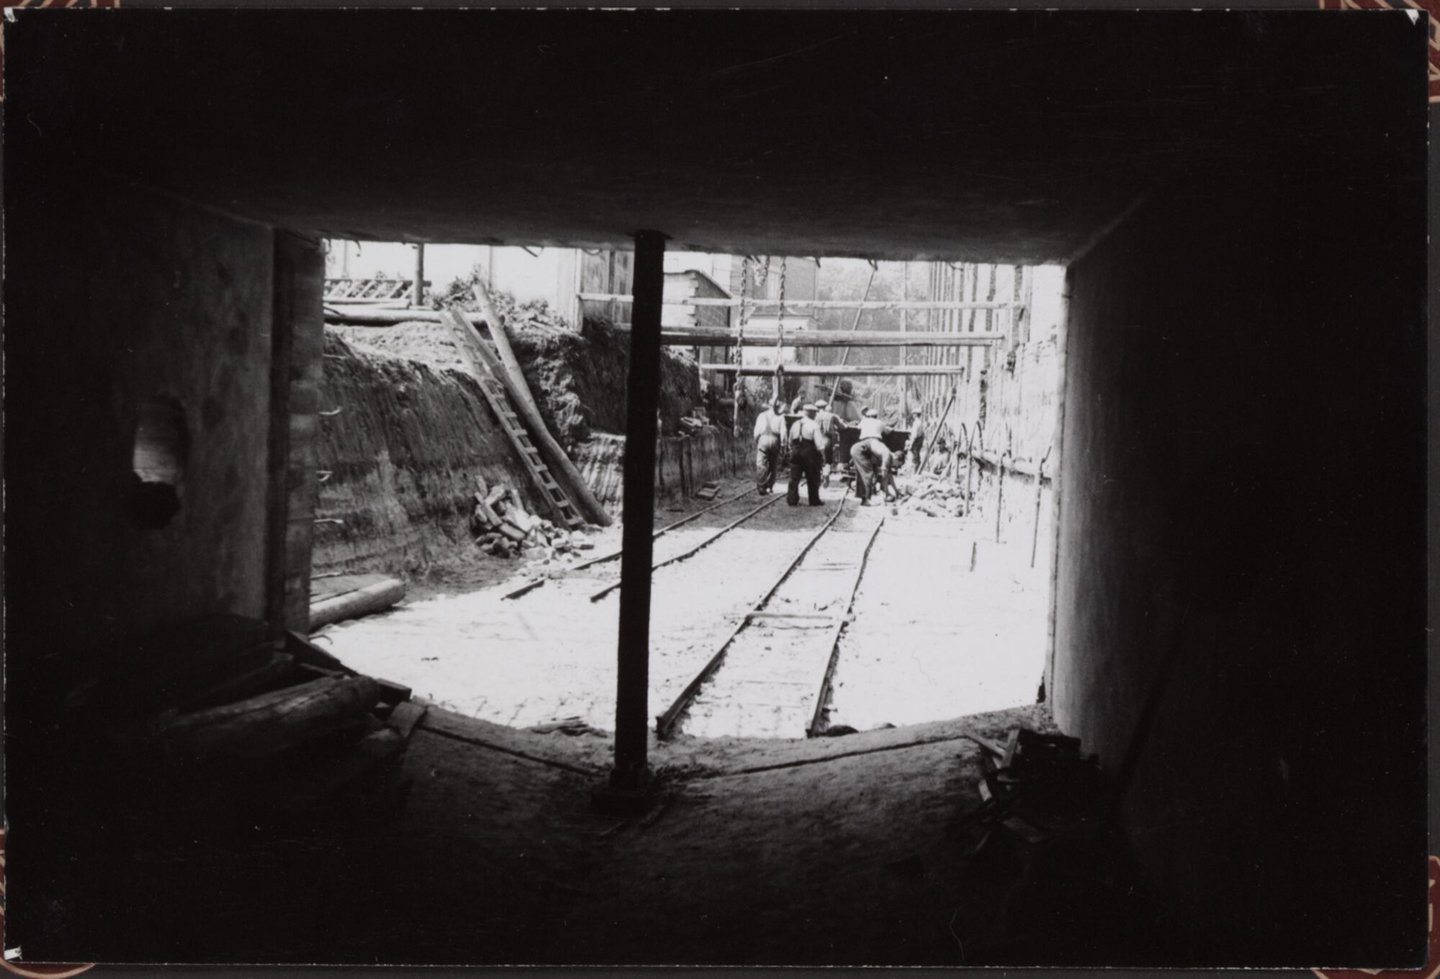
[662,270,731,330]
[665,253,819,313]
[328,241,819,338]
[326,240,633,328]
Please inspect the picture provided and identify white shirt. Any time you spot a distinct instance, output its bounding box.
[790,416,831,452]
[858,418,891,441]
[753,409,787,440]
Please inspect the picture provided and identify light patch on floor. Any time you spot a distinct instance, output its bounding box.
[322,481,1050,738]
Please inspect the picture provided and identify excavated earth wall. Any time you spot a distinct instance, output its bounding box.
[315,329,748,575]
[313,332,558,574]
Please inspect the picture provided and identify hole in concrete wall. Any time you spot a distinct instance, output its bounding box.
[129,395,188,529]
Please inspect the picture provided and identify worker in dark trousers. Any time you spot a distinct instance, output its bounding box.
[753,397,789,494]
[787,403,826,506]
[850,406,897,506]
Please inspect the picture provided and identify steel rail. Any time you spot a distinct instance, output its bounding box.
[588,494,784,603]
[654,490,851,740]
[501,488,759,600]
[804,515,887,738]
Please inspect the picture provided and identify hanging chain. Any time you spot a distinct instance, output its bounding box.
[734,255,752,436]
[773,257,788,404]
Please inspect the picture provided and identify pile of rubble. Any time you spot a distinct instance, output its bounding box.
[892,471,970,517]
[470,476,596,560]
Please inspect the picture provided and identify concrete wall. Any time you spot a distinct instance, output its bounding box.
[6,176,281,670]
[1051,177,1426,964]
[271,232,327,631]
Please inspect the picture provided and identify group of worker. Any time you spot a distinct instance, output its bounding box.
[752,397,907,507]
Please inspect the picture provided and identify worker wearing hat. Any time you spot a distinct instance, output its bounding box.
[752,397,790,494]
[905,408,926,471]
[786,402,827,506]
[850,406,898,505]
[813,399,841,482]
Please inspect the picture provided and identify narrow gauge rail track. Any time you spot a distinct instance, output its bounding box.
[586,494,784,603]
[656,488,886,740]
[502,488,767,601]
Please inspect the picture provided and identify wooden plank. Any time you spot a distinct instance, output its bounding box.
[283,630,354,676]
[471,281,544,420]
[443,308,611,527]
[309,576,406,630]
[385,701,428,740]
[324,307,474,326]
[176,651,296,712]
[309,572,393,604]
[964,733,1009,759]
[374,677,413,706]
[439,315,577,529]
[699,364,969,377]
[159,676,382,760]
[659,328,1003,348]
[578,294,1021,311]
[1002,728,1022,768]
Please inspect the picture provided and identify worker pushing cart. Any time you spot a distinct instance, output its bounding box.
[850,406,899,506]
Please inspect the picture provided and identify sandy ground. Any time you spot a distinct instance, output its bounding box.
[83,499,1134,967]
[322,475,1050,740]
[85,699,1166,967]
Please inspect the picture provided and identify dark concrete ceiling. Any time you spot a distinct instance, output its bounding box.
[5,10,1424,263]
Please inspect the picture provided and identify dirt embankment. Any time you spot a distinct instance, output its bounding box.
[320,307,750,581]
[313,332,556,576]
[336,311,702,445]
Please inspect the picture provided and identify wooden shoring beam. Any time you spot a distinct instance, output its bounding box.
[699,364,968,377]
[322,306,1005,347]
[660,328,1002,347]
[324,307,468,326]
[577,294,1021,311]
[610,229,667,795]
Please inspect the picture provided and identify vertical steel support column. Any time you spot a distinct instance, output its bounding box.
[412,243,426,307]
[611,230,667,792]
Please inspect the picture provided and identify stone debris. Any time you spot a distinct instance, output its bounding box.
[888,470,971,518]
[471,479,594,561]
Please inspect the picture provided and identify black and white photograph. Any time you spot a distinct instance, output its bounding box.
[1,5,1430,970]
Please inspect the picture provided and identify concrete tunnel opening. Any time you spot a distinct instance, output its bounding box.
[2,8,1427,968]
[310,248,1068,742]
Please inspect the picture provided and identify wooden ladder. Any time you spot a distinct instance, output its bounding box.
[467,361,586,531]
